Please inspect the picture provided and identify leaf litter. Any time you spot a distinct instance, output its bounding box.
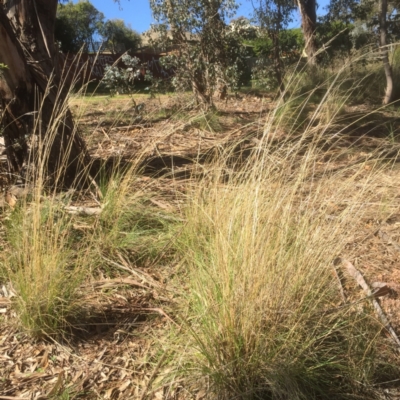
[1,94,400,398]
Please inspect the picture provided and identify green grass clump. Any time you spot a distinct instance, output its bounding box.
[95,170,178,269]
[2,195,88,338]
[190,111,222,132]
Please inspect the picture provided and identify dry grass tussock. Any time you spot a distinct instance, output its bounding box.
[169,76,400,398]
[0,76,92,338]
[0,75,175,339]
[175,151,396,400]
[1,53,400,399]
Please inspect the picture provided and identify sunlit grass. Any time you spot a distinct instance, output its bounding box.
[166,60,400,399]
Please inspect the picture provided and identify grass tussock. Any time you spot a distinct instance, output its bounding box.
[177,176,385,399]
[0,70,178,338]
[0,74,92,337]
[169,77,399,399]
[2,193,88,338]
[96,170,177,268]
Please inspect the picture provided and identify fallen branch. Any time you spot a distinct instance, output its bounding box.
[341,258,400,349]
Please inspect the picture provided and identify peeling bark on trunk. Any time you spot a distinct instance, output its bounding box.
[297,0,317,66]
[379,0,393,105]
[0,0,90,187]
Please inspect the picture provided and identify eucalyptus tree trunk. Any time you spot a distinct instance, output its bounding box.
[297,0,317,66]
[379,0,394,105]
[203,0,227,103]
[0,0,90,187]
[272,2,284,94]
[272,32,284,94]
[164,0,220,109]
[165,0,209,107]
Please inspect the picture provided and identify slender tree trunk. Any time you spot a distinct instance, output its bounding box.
[297,0,317,66]
[379,0,393,105]
[165,0,217,109]
[0,0,90,187]
[272,33,284,94]
[203,0,227,103]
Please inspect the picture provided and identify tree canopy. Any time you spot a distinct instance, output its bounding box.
[100,19,142,53]
[55,0,105,52]
[149,0,245,107]
[55,0,141,53]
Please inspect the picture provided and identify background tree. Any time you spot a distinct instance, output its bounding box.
[0,0,91,186]
[317,0,357,66]
[55,0,105,52]
[316,20,353,67]
[55,9,79,52]
[380,0,394,104]
[149,0,241,108]
[323,0,375,49]
[253,0,296,92]
[368,0,400,103]
[229,16,259,40]
[100,19,142,53]
[324,0,362,25]
[296,0,317,66]
[325,0,400,103]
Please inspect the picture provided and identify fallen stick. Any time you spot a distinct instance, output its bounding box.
[64,205,102,216]
[332,262,347,303]
[88,278,150,290]
[377,230,400,253]
[101,256,162,289]
[341,258,400,349]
